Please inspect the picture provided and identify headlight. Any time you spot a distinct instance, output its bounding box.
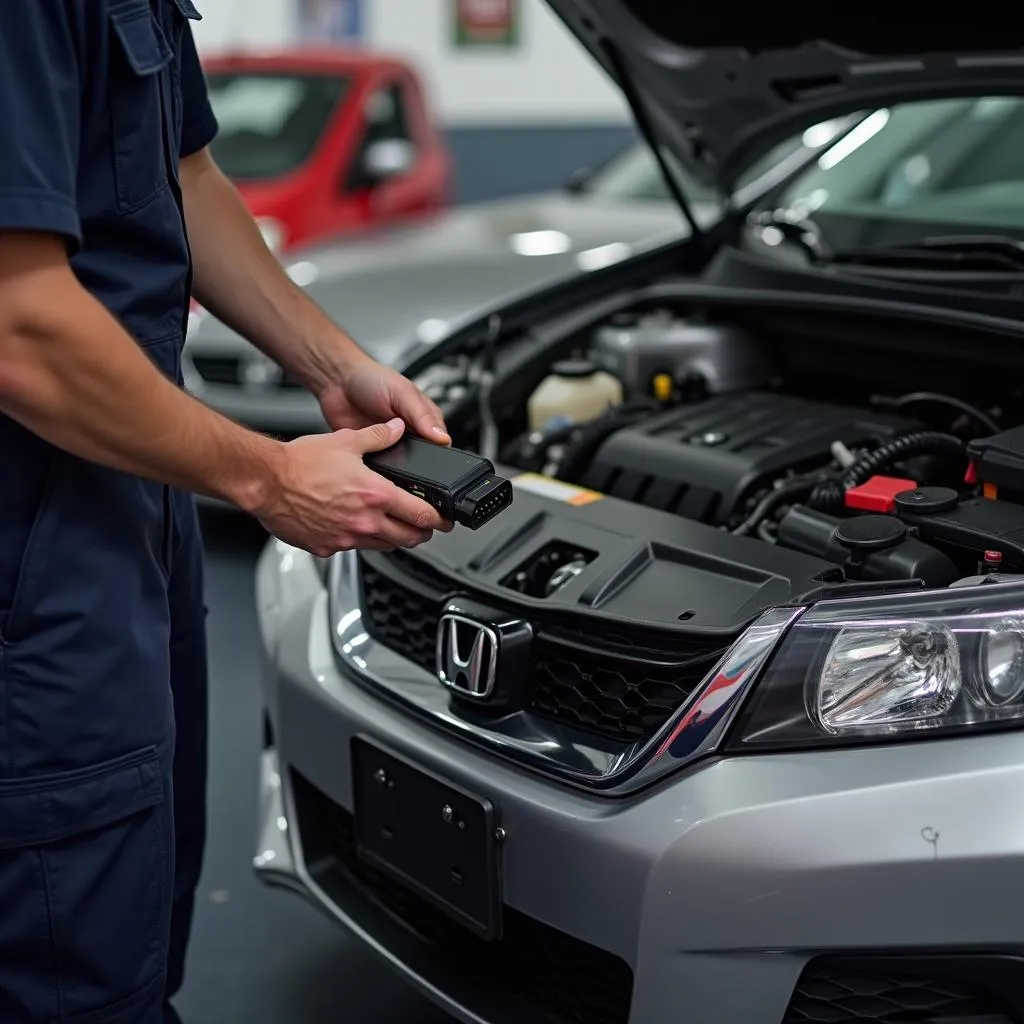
[313,555,331,585]
[256,217,286,253]
[185,306,206,339]
[730,583,1024,751]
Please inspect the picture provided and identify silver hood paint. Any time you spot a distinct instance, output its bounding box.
[542,1,1024,190]
[186,189,691,370]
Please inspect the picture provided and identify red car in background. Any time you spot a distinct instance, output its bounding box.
[201,49,452,254]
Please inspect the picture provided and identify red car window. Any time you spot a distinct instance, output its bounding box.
[206,71,352,181]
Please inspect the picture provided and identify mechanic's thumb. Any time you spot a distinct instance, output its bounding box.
[349,417,405,453]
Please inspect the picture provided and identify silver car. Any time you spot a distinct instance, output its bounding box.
[183,143,723,437]
[183,130,835,441]
[254,4,1024,1023]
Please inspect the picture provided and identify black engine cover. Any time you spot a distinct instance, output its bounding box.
[580,392,914,525]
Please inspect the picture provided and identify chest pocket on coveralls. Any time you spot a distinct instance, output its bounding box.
[108,0,174,213]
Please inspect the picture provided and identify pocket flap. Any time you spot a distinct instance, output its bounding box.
[110,2,174,76]
[0,746,163,849]
[172,0,203,19]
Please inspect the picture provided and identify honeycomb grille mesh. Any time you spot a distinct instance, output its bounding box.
[531,639,721,740]
[784,960,1015,1023]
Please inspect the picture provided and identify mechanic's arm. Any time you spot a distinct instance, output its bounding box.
[175,18,366,394]
[0,8,279,508]
[179,148,365,394]
[0,232,443,553]
[0,231,283,511]
[0,7,444,555]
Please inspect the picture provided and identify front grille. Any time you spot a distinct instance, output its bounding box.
[785,958,1018,1023]
[357,552,727,744]
[291,770,634,1024]
[531,638,718,739]
[191,355,240,385]
[190,354,304,389]
[360,557,440,668]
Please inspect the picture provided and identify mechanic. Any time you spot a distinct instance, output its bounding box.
[0,3,451,1023]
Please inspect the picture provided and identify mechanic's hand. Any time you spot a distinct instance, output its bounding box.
[317,356,451,445]
[257,418,452,556]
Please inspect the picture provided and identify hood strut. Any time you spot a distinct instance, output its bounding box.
[601,38,703,240]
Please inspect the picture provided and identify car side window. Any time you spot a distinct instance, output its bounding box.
[368,84,414,146]
[344,82,418,192]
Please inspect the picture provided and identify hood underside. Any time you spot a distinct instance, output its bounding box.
[544,1,1024,190]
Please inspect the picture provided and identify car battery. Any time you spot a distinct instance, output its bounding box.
[968,425,1024,503]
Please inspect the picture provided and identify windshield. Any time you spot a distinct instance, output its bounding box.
[774,97,1024,248]
[580,144,719,204]
[206,71,351,181]
[580,128,845,210]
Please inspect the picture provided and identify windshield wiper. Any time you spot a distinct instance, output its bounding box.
[750,217,1024,274]
[829,235,1024,273]
[749,208,833,262]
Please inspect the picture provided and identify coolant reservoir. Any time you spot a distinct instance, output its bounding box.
[527,358,623,433]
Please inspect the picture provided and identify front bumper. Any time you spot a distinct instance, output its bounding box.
[255,541,1024,1024]
[181,338,327,437]
[186,380,327,437]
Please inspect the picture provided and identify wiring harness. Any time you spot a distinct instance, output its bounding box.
[808,431,967,514]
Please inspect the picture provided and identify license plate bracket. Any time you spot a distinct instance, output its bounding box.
[351,735,502,940]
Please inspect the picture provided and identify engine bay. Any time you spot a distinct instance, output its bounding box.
[412,295,1024,625]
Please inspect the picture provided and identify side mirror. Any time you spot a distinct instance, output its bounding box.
[362,138,415,183]
[564,166,593,194]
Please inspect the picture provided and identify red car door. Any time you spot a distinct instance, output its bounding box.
[339,69,450,230]
[202,55,450,253]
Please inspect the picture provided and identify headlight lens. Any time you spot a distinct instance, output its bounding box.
[185,306,206,339]
[816,621,960,733]
[975,617,1024,706]
[256,217,286,253]
[731,583,1024,750]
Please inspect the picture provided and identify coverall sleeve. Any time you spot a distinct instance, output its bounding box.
[179,21,219,158]
[0,3,82,248]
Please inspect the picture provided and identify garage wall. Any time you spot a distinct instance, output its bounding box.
[192,0,290,52]
[192,0,636,203]
[367,0,627,124]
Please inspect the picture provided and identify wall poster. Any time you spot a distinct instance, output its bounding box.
[452,0,520,49]
[297,0,363,43]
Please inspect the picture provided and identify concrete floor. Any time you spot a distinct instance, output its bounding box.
[171,509,454,1024]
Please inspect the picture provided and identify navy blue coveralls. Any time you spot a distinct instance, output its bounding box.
[0,2,216,1021]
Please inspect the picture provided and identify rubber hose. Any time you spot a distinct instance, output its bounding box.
[477,370,499,462]
[892,391,1000,434]
[506,420,577,470]
[733,477,816,536]
[555,400,660,482]
[808,431,966,514]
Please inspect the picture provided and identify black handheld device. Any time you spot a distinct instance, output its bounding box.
[364,436,513,530]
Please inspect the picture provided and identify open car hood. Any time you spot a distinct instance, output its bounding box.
[544,1,1024,191]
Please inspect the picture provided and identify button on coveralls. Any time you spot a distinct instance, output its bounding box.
[0,2,217,1020]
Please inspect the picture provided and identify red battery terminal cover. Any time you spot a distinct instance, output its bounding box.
[844,475,918,514]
